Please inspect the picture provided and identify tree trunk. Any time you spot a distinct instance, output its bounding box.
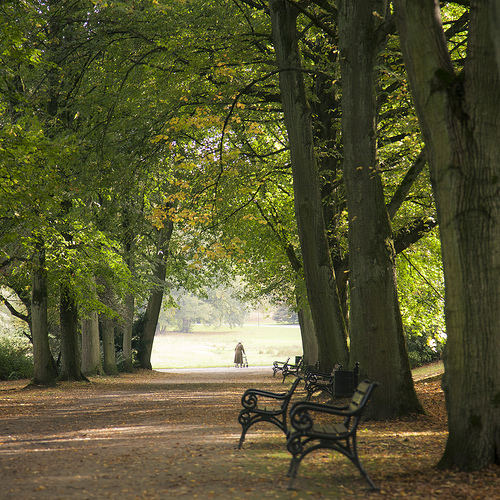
[122,293,134,373]
[394,0,500,469]
[31,240,57,385]
[81,310,103,376]
[121,212,135,372]
[101,314,118,375]
[338,0,423,418]
[98,280,119,376]
[137,220,174,369]
[59,284,85,381]
[269,0,349,371]
[297,305,318,368]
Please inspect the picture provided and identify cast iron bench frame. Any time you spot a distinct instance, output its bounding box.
[281,356,304,382]
[272,357,290,377]
[237,376,302,449]
[286,379,379,490]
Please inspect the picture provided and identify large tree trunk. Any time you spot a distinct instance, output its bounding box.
[269,0,348,371]
[121,212,135,372]
[338,0,423,418]
[99,281,119,376]
[59,284,86,381]
[137,220,174,369]
[122,293,134,373]
[394,0,500,469]
[297,305,318,368]
[284,240,319,368]
[31,240,57,385]
[81,310,103,376]
[101,313,118,375]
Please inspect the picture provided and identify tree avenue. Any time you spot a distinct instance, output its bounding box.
[3,3,495,476]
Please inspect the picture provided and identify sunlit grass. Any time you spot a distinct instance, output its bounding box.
[151,324,303,369]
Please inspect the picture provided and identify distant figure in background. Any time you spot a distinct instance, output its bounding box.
[234,342,245,368]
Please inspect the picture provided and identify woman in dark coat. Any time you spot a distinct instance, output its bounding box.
[234,342,245,368]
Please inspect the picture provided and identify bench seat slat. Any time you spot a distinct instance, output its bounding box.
[312,423,349,435]
[258,405,282,413]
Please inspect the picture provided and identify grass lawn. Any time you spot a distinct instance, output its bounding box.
[151,324,303,369]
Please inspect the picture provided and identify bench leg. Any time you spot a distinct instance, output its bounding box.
[238,411,288,449]
[287,436,379,491]
[286,457,300,490]
[352,456,379,491]
[237,430,246,449]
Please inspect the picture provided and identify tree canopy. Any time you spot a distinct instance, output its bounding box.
[2,0,498,472]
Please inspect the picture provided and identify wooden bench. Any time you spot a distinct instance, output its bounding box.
[304,362,359,401]
[286,379,379,490]
[237,376,302,449]
[272,357,290,377]
[281,356,303,382]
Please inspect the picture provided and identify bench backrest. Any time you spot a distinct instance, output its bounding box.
[273,357,290,367]
[347,380,377,414]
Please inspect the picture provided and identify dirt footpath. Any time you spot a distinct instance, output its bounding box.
[0,367,295,500]
[1,366,499,499]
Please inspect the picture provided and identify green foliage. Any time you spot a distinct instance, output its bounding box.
[0,334,34,380]
[405,327,444,369]
[0,0,455,377]
[397,231,446,367]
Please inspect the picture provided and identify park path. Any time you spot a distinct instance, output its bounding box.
[4,362,496,500]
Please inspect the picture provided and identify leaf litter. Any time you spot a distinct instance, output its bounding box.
[0,364,498,499]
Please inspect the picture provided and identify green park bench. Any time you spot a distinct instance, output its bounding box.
[272,357,290,377]
[286,379,379,490]
[281,356,303,382]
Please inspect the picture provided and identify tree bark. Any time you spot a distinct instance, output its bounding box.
[338,0,423,417]
[269,0,348,371]
[121,211,135,372]
[297,305,318,368]
[394,0,500,469]
[122,293,134,373]
[59,284,86,381]
[98,279,119,376]
[101,313,118,375]
[81,310,103,376]
[137,220,174,369]
[31,240,57,385]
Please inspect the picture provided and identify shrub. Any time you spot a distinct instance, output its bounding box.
[0,335,34,380]
[405,327,445,369]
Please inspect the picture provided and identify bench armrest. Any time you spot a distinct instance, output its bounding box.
[291,400,351,419]
[304,370,333,382]
[290,380,378,430]
[241,377,302,409]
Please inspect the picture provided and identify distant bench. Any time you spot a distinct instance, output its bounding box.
[281,356,303,382]
[304,362,359,400]
[272,357,290,378]
[272,355,304,381]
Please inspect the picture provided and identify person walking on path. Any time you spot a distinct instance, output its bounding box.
[234,342,245,368]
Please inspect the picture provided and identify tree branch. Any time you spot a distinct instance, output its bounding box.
[394,216,438,254]
[387,147,427,220]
